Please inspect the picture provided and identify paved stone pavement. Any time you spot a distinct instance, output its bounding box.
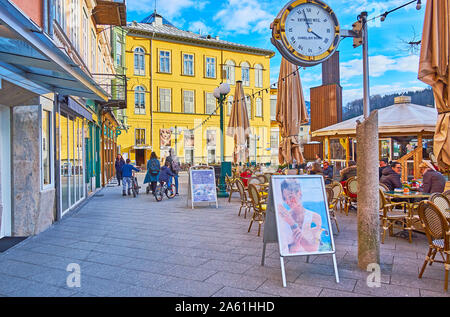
[0,173,449,297]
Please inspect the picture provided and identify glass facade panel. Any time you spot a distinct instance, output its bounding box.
[42,110,51,186]
[60,114,69,212]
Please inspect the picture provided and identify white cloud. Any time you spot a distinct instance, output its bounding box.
[188,21,212,35]
[340,54,419,80]
[128,0,209,19]
[213,0,274,35]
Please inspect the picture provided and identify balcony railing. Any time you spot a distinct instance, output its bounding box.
[92,73,127,109]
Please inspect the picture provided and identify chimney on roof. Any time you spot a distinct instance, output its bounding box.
[215,36,220,40]
[153,14,163,26]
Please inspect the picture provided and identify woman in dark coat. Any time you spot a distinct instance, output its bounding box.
[115,154,125,186]
[144,152,160,193]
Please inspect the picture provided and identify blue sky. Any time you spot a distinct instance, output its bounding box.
[127,0,429,107]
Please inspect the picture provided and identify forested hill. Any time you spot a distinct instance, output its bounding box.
[343,88,435,120]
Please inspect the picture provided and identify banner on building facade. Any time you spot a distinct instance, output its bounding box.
[160,129,172,148]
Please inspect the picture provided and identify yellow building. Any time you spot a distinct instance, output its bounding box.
[118,12,275,167]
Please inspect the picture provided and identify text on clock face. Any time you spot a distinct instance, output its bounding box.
[285,3,336,57]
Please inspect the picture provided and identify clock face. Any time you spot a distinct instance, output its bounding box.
[271,0,341,67]
[285,3,336,57]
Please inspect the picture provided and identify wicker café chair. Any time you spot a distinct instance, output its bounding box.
[225,175,239,203]
[417,201,450,291]
[430,193,450,220]
[257,174,267,184]
[248,177,262,186]
[379,183,390,192]
[263,173,272,183]
[235,179,251,219]
[331,181,345,214]
[379,189,409,244]
[325,187,340,233]
[444,190,450,203]
[247,184,267,237]
[344,177,358,216]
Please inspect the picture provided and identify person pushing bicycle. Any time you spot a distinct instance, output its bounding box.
[121,159,140,196]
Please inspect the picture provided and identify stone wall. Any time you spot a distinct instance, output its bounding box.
[11,105,55,236]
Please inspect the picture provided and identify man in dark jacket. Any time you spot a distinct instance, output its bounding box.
[419,162,446,194]
[379,158,389,179]
[323,161,334,185]
[380,162,403,191]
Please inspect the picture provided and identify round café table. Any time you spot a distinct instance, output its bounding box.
[384,191,431,242]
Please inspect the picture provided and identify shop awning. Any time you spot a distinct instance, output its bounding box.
[0,0,109,101]
[312,99,438,138]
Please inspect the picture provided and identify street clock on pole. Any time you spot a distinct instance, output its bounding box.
[271,0,341,67]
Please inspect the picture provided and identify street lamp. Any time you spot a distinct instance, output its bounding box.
[170,126,183,156]
[214,83,230,198]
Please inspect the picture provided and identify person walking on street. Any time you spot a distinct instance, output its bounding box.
[115,154,125,186]
[166,148,181,195]
[121,159,140,196]
[144,152,160,194]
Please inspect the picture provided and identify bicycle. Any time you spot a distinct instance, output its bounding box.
[131,173,140,198]
[154,181,176,201]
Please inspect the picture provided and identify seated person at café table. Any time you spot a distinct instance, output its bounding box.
[419,161,446,194]
[309,162,323,176]
[380,161,402,191]
[340,161,357,182]
[323,161,334,185]
[379,158,389,179]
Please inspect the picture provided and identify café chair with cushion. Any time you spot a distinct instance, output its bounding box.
[257,175,267,184]
[379,189,409,244]
[247,184,267,237]
[326,187,340,233]
[235,179,251,219]
[248,177,262,186]
[417,201,450,291]
[430,193,450,220]
[344,177,358,216]
[263,173,272,183]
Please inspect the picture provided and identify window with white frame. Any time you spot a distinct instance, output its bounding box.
[134,47,145,76]
[116,35,123,67]
[135,129,146,146]
[241,62,250,86]
[205,57,216,78]
[224,60,235,85]
[255,98,262,117]
[205,92,216,115]
[159,50,171,73]
[227,95,233,116]
[55,0,66,30]
[255,64,263,88]
[271,130,279,155]
[91,29,96,72]
[183,54,194,76]
[245,95,252,120]
[134,86,145,114]
[70,0,80,51]
[41,102,54,189]
[184,90,195,114]
[82,9,88,64]
[159,88,171,112]
[270,96,277,121]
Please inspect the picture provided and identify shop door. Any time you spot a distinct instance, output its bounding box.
[0,105,11,238]
[136,150,145,167]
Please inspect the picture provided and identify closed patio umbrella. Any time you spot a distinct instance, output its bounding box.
[276,58,309,165]
[227,80,250,164]
[418,0,450,169]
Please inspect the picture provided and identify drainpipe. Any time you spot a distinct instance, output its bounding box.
[150,32,155,151]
